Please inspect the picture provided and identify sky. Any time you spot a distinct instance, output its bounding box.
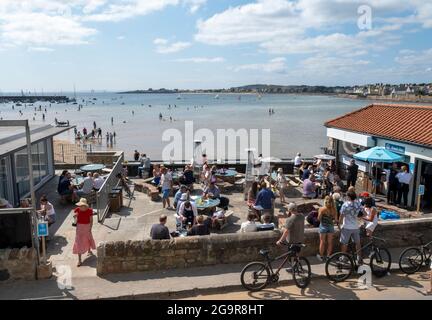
[0,0,431,92]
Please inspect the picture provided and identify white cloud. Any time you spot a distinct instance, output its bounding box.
[117,35,125,40]
[195,0,432,57]
[154,38,191,54]
[231,57,287,73]
[183,0,206,14]
[395,48,432,66]
[174,57,225,63]
[28,46,54,52]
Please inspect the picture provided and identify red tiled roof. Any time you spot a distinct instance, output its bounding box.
[325,103,432,147]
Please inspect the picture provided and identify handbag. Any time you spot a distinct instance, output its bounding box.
[72,215,77,227]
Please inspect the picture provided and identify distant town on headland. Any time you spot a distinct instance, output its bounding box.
[119,83,432,102]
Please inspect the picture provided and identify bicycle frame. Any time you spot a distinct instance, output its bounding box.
[263,250,297,276]
[348,236,385,266]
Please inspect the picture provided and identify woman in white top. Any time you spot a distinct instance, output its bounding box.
[38,195,56,226]
[276,168,287,203]
[240,212,259,233]
[362,197,378,236]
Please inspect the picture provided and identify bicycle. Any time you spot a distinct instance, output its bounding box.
[399,233,432,274]
[325,233,391,282]
[240,242,311,291]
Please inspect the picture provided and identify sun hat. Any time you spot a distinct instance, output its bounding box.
[76,198,89,207]
[0,198,9,206]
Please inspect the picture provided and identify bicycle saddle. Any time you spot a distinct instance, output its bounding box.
[259,249,270,256]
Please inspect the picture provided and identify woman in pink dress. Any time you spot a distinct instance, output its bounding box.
[73,198,96,267]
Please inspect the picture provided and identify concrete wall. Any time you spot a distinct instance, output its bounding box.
[0,247,37,281]
[87,151,123,167]
[96,217,432,275]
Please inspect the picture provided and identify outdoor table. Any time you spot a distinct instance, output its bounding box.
[191,196,220,214]
[215,169,237,183]
[80,164,105,173]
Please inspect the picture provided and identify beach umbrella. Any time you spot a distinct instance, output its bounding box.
[353,146,403,198]
[314,154,336,161]
[353,146,403,163]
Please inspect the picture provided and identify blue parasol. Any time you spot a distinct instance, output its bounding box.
[353,146,403,163]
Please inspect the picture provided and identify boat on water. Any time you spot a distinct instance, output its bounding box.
[215,94,220,99]
[16,103,22,106]
[176,95,181,100]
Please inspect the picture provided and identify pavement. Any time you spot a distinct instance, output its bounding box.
[1,247,430,300]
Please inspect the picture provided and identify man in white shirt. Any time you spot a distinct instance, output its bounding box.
[93,173,104,191]
[240,212,259,233]
[396,165,413,208]
[77,173,94,196]
[294,153,302,167]
[160,167,173,209]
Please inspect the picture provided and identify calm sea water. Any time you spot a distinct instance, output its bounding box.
[0,93,370,160]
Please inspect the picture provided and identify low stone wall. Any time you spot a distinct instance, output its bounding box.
[96,217,432,275]
[0,247,37,281]
[87,151,123,167]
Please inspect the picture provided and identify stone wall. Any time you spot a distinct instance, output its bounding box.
[0,247,37,281]
[96,217,432,275]
[87,151,123,167]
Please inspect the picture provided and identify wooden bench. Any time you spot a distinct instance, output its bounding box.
[216,181,234,193]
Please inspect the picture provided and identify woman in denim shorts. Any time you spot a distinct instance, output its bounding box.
[317,196,337,262]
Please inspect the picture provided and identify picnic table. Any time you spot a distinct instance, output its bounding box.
[191,195,220,213]
[214,169,237,183]
[80,164,105,173]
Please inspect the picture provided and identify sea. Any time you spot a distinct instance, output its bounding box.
[0,92,372,161]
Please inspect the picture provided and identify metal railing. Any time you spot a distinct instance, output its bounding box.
[96,152,124,223]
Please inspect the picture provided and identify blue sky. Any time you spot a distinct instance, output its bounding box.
[0,0,431,91]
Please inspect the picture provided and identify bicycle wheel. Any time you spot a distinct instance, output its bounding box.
[399,247,423,274]
[370,247,391,278]
[240,262,270,291]
[292,257,311,289]
[325,252,354,282]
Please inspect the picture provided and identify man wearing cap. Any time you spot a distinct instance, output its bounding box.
[174,185,188,209]
[276,203,305,257]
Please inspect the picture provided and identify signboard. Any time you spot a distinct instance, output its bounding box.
[409,163,415,174]
[385,143,405,155]
[37,221,49,237]
[418,185,425,196]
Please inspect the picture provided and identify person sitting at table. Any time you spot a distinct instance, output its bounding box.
[77,172,94,197]
[303,173,318,199]
[187,215,210,236]
[204,182,230,210]
[301,165,314,181]
[177,200,198,229]
[323,167,334,196]
[240,212,259,232]
[57,170,69,193]
[257,214,275,231]
[37,195,56,226]
[179,165,195,187]
[174,185,189,209]
[58,172,79,202]
[333,174,345,193]
[150,214,171,240]
[92,173,104,191]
